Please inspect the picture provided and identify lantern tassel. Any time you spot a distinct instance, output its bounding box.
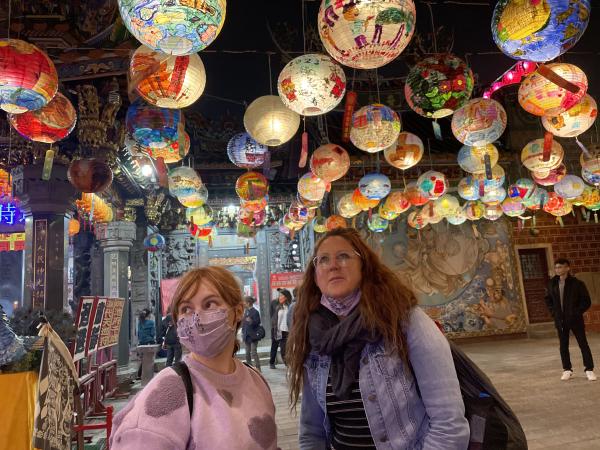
[575,137,591,157]
[595,212,598,224]
[542,131,553,162]
[432,120,442,141]
[484,153,492,180]
[299,131,308,168]
[478,180,485,198]
[341,91,357,143]
[42,148,54,181]
[557,216,564,227]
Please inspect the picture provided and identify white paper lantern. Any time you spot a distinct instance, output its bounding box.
[244,95,301,146]
[350,104,401,153]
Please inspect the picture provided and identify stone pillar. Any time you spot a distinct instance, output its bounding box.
[95,221,136,366]
[161,227,195,279]
[130,222,150,346]
[255,229,272,338]
[72,229,95,312]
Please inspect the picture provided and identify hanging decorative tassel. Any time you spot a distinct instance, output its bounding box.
[177,121,186,159]
[532,215,537,228]
[557,216,564,227]
[542,131,553,162]
[471,223,480,238]
[518,218,524,232]
[262,150,271,177]
[209,235,213,248]
[368,207,373,220]
[484,153,492,180]
[325,181,331,192]
[341,91,357,143]
[575,137,591,157]
[299,130,308,168]
[537,64,580,94]
[478,179,485,198]
[155,157,169,187]
[595,212,598,224]
[290,230,295,241]
[42,147,54,181]
[432,120,442,141]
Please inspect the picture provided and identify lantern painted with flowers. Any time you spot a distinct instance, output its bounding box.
[542,94,597,138]
[310,144,350,182]
[0,39,58,114]
[350,104,401,153]
[236,172,269,201]
[501,198,526,217]
[555,175,585,200]
[227,132,268,169]
[383,132,424,170]
[368,214,389,232]
[358,173,391,200]
[298,173,327,202]
[352,188,379,211]
[483,203,504,221]
[521,139,564,173]
[417,170,448,200]
[451,98,507,147]
[458,176,480,201]
[383,191,410,214]
[543,192,566,215]
[144,233,166,252]
[244,95,300,146]
[337,192,362,218]
[405,181,429,206]
[407,209,428,229]
[507,178,536,201]
[126,98,182,148]
[326,215,347,231]
[547,198,573,217]
[531,164,566,187]
[168,166,202,198]
[457,144,499,174]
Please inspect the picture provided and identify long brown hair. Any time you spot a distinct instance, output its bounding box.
[287,228,417,409]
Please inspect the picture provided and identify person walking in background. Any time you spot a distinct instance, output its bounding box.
[136,308,156,379]
[269,289,291,369]
[545,258,596,381]
[286,287,298,331]
[242,296,262,371]
[162,314,182,367]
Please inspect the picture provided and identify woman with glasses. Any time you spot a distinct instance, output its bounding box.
[287,228,469,450]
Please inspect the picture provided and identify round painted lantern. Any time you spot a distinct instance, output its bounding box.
[383,132,424,170]
[279,222,291,235]
[237,222,258,239]
[130,45,206,108]
[239,208,267,227]
[313,216,328,233]
[277,53,346,116]
[501,198,526,217]
[358,173,391,200]
[522,187,549,210]
[481,186,507,205]
[352,188,379,211]
[368,214,389,233]
[521,138,564,173]
[582,167,600,186]
[532,164,566,186]
[451,98,507,146]
[317,0,416,70]
[465,201,485,221]
[507,178,536,201]
[241,197,268,213]
[67,159,113,193]
[573,186,600,208]
[423,203,444,224]
[190,223,214,240]
[555,174,585,200]
[483,203,504,221]
[178,185,208,208]
[288,201,311,224]
[543,192,566,214]
[405,54,474,119]
[472,164,506,189]
[8,92,76,143]
[458,176,480,201]
[118,0,226,55]
[144,132,190,164]
[417,170,448,200]
[492,0,591,63]
[447,208,468,225]
[310,144,350,182]
[168,166,202,198]
[379,203,400,220]
[235,172,269,201]
[298,173,327,202]
[186,204,213,227]
[144,233,166,252]
[126,98,182,148]
[433,194,460,217]
[244,95,300,146]
[407,209,428,229]
[297,193,322,210]
[227,132,268,169]
[350,104,401,153]
[337,192,362,218]
[68,218,81,237]
[542,94,597,138]
[518,63,588,117]
[383,190,410,214]
[283,214,305,232]
[405,181,429,206]
[457,144,499,174]
[581,150,600,180]
[326,215,347,231]
[0,39,58,114]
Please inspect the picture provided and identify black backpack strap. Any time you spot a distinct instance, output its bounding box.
[171,361,194,417]
[242,361,271,392]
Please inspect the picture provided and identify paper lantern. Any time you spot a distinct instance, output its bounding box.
[277,53,346,116]
[236,172,269,201]
[326,215,347,231]
[317,0,416,70]
[350,104,401,153]
[492,0,591,62]
[297,193,322,210]
[237,222,258,239]
[67,159,113,193]
[481,186,506,205]
[542,94,597,138]
[313,216,328,233]
[144,233,166,252]
[458,176,480,201]
[288,201,311,224]
[383,132,424,170]
[521,138,564,173]
[367,214,389,233]
[130,45,206,108]
[465,201,485,221]
[522,187,549,210]
[168,166,202,198]
[337,192,362,218]
[501,198,526,217]
[518,64,587,117]
[358,173,391,200]
[555,175,585,200]
[404,54,474,118]
[68,218,81,237]
[244,95,300,146]
[310,144,350,182]
[531,164,566,187]
[178,185,208,208]
[352,188,379,211]
[186,205,213,227]
[433,194,460,217]
[190,223,214,240]
[581,150,600,179]
[546,196,573,217]
[457,144,499,174]
[383,191,410,214]
[417,170,448,200]
[451,98,507,147]
[126,97,182,148]
[407,209,428,229]
[405,181,429,206]
[582,167,600,186]
[145,132,190,164]
[0,168,10,199]
[472,165,506,189]
[507,178,536,201]
[239,208,267,227]
[447,208,468,225]
[118,0,226,55]
[227,132,268,169]
[379,204,400,221]
[0,39,58,114]
[241,197,268,213]
[573,186,600,208]
[298,173,327,202]
[483,203,504,221]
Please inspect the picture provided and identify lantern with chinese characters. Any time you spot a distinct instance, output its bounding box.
[507,178,536,201]
[144,233,166,252]
[227,132,268,169]
[405,181,429,206]
[358,173,391,200]
[350,104,401,153]
[532,164,566,186]
[383,191,410,214]
[483,203,504,221]
[518,64,587,117]
[492,0,591,62]
[447,208,468,225]
[555,175,585,200]
[481,186,507,205]
[338,192,362,218]
[317,0,416,70]
[457,144,499,174]
[326,215,347,231]
[458,176,480,201]
[67,159,113,193]
[168,166,202,198]
[178,184,208,208]
[277,54,346,116]
[521,138,564,173]
[352,188,379,211]
[241,197,268,213]
[236,172,269,201]
[451,98,507,147]
[68,218,80,237]
[417,170,448,200]
[118,0,226,55]
[501,198,526,217]
[313,216,328,233]
[0,39,58,114]
[310,144,350,182]
[244,95,300,146]
[542,94,597,138]
[130,45,206,108]
[186,204,213,227]
[405,54,474,118]
[383,132,423,170]
[465,201,485,221]
[368,214,389,232]
[433,194,460,217]
[407,209,428,229]
[298,173,327,202]
[144,132,190,164]
[523,187,549,210]
[126,97,182,148]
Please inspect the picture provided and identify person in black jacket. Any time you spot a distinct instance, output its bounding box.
[241,296,262,370]
[269,289,291,369]
[161,314,182,367]
[544,258,596,381]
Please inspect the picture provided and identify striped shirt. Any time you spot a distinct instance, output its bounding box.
[325,376,376,449]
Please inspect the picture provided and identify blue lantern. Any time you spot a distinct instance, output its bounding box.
[367,214,389,233]
[358,173,391,201]
[143,233,166,252]
[227,132,268,169]
[126,97,182,148]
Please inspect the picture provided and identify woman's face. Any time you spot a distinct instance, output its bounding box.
[315,236,362,299]
[177,280,242,328]
[278,293,287,303]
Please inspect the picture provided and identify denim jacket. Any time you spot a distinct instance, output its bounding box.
[299,307,470,450]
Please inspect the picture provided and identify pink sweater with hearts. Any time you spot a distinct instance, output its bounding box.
[110,356,278,450]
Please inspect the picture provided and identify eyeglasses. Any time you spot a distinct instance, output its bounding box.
[313,250,361,270]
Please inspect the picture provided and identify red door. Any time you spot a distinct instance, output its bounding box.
[518,248,553,323]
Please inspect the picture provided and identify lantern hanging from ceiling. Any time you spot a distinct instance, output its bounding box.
[237,222,258,239]
[8,92,76,143]
[548,198,573,217]
[239,208,267,227]
[580,150,600,179]
[555,174,585,200]
[288,201,311,224]
[67,159,113,193]
[407,209,428,229]
[277,53,346,116]
[317,0,416,70]
[491,0,591,63]
[313,216,328,233]
[297,173,327,202]
[0,168,10,199]
[404,54,474,119]
[383,191,410,214]
[483,203,504,221]
[241,197,268,213]
[417,170,448,200]
[379,203,400,220]
[244,95,300,146]
[481,186,507,205]
[367,214,389,232]
[186,204,213,227]
[423,203,445,224]
[543,192,566,214]
[236,171,269,201]
[451,98,507,147]
[518,63,587,117]
[501,198,526,217]
[0,39,58,114]
[168,166,202,198]
[144,233,166,252]
[531,163,566,187]
[227,132,268,169]
[178,184,208,208]
[126,97,182,148]
[458,176,480,201]
[283,214,305,232]
[383,132,424,170]
[325,215,347,231]
[68,218,81,237]
[405,181,429,206]
[464,201,485,221]
[297,193,322,210]
[472,165,506,189]
[350,104,401,153]
[521,138,564,173]
[130,45,206,108]
[447,208,468,225]
[542,94,597,138]
[457,144,499,174]
[433,194,460,218]
[522,187,549,210]
[582,167,600,186]
[573,186,600,208]
[145,132,190,164]
[310,143,350,182]
[352,188,379,211]
[337,192,362,218]
[358,173,391,200]
[190,223,214,240]
[507,178,536,201]
[118,0,226,55]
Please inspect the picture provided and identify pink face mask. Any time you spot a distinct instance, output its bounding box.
[177,309,235,358]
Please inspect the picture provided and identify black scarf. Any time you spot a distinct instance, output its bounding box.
[308,305,379,400]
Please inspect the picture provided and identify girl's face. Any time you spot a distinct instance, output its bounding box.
[177,280,242,327]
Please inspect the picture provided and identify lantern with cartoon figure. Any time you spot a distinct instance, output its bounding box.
[542,94,597,138]
[298,173,327,202]
[383,132,424,170]
[310,144,350,182]
[451,98,507,147]
[417,170,448,200]
[227,132,268,169]
[358,173,391,200]
[350,104,401,153]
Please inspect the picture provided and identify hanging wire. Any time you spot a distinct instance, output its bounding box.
[267,53,273,95]
[427,138,434,170]
[7,0,12,40]
[375,68,381,103]
[301,0,307,54]
[426,2,438,54]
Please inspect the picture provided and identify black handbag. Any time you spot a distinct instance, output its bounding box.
[251,325,266,341]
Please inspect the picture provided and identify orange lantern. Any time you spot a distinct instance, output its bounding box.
[325,215,347,231]
[68,218,81,237]
[351,188,379,211]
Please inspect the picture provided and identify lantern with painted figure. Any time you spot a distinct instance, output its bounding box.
[351,188,379,211]
[126,97,182,148]
[407,209,428,229]
[501,198,526,217]
[417,170,448,200]
[383,132,424,170]
[451,98,507,147]
[472,164,506,189]
[542,94,597,138]
[507,178,536,201]
[457,144,499,174]
[236,172,269,202]
[521,138,564,173]
[168,166,202,198]
[465,201,485,221]
[298,173,327,202]
[522,187,549,210]
[310,143,350,182]
[350,104,401,153]
[555,175,585,200]
[227,132,268,169]
[144,132,190,164]
[481,186,507,205]
[244,95,300,146]
[383,190,410,214]
[358,173,391,200]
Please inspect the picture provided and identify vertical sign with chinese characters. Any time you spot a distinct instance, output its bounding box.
[32,220,48,310]
[73,296,95,362]
[109,252,119,297]
[97,298,125,350]
[87,297,107,355]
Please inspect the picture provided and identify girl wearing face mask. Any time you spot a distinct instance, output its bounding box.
[287,228,470,450]
[110,267,278,450]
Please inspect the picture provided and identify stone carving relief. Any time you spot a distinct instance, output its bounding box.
[162,229,195,279]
